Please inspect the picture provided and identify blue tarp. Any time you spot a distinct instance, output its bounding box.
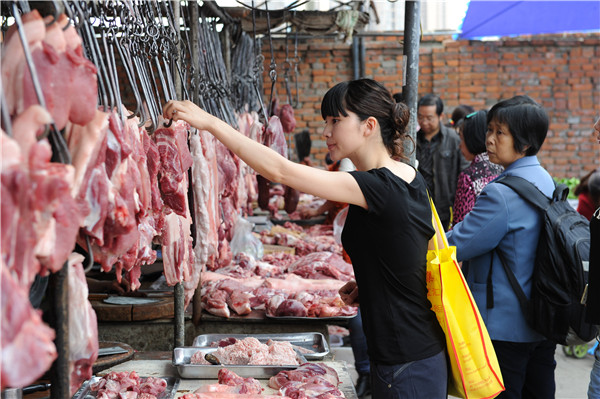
[459,1,600,40]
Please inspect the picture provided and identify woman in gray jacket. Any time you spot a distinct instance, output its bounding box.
[447,95,556,399]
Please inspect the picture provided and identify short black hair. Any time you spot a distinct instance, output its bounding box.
[487,95,548,156]
[417,94,443,116]
[462,110,488,155]
[450,104,475,126]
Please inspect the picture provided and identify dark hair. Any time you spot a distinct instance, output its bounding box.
[487,95,548,156]
[462,110,488,155]
[392,92,405,104]
[321,79,410,160]
[575,168,600,196]
[417,94,443,116]
[589,171,600,203]
[450,104,475,126]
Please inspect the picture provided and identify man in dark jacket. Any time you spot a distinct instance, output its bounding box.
[416,94,469,230]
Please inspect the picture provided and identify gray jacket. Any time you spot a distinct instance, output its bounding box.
[416,124,469,228]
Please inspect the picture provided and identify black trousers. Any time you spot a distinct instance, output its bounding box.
[493,340,556,399]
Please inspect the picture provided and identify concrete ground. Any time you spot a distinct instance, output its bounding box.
[331,342,596,399]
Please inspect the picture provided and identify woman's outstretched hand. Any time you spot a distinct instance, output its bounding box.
[162,100,215,131]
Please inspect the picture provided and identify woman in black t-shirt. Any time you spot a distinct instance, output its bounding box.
[163,79,447,399]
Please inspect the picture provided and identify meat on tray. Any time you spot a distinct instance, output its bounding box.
[193,368,263,395]
[210,337,317,357]
[190,337,299,366]
[269,363,344,399]
[90,371,167,399]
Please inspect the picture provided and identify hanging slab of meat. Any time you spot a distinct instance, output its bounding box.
[2,10,46,118]
[278,104,297,134]
[154,120,193,217]
[194,369,263,395]
[0,260,57,390]
[3,10,98,130]
[65,108,163,290]
[2,106,81,283]
[154,120,196,304]
[68,253,99,396]
[264,116,288,159]
[162,211,194,285]
[190,131,220,271]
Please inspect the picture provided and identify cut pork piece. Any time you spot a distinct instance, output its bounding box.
[68,253,99,396]
[1,260,57,390]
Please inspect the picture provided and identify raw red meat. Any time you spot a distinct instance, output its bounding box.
[268,363,339,390]
[264,116,288,158]
[3,10,97,130]
[1,261,57,389]
[278,104,297,134]
[154,121,193,217]
[68,253,99,396]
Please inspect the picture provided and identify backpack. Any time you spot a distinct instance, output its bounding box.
[489,175,596,346]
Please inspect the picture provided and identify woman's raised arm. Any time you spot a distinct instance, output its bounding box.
[163,100,366,209]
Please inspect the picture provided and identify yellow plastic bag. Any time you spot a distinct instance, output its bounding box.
[427,198,504,399]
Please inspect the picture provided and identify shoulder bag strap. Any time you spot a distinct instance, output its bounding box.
[495,175,552,210]
[489,249,532,320]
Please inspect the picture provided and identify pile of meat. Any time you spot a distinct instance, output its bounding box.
[191,369,263,395]
[191,337,299,366]
[269,363,345,399]
[199,251,357,319]
[90,371,167,399]
[182,362,343,399]
[259,224,342,257]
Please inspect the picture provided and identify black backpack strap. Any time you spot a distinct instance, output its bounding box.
[495,249,532,320]
[495,175,552,210]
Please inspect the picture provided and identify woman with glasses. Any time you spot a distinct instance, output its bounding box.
[451,110,504,228]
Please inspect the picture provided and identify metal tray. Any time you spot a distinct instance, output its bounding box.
[270,215,326,226]
[173,347,306,379]
[72,376,179,399]
[192,332,329,360]
[264,313,357,321]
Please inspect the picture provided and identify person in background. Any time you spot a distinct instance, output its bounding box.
[575,169,600,220]
[164,79,448,399]
[416,94,470,230]
[448,104,475,130]
[452,110,504,228]
[446,95,557,398]
[587,116,600,399]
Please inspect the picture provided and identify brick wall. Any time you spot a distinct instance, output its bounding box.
[261,32,600,179]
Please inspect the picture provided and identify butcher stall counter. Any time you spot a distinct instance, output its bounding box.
[92,351,359,398]
[97,309,353,352]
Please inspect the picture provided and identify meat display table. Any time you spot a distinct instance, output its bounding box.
[97,310,352,352]
[98,351,358,398]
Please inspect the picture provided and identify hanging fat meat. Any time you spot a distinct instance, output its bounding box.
[68,253,99,396]
[154,119,196,304]
[263,115,288,159]
[0,260,57,390]
[2,11,98,130]
[190,132,219,271]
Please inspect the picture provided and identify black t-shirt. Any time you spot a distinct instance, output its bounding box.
[343,168,446,364]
